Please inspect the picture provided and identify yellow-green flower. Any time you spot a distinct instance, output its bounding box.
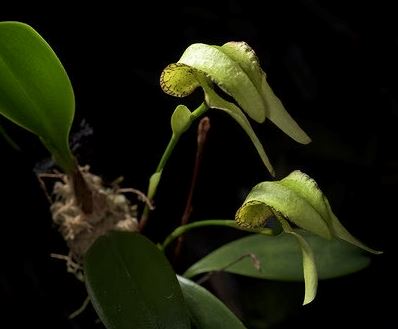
[161,42,311,176]
[236,170,382,304]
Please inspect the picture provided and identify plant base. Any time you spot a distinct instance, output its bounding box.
[48,166,139,267]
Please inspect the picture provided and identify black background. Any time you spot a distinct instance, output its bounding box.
[0,1,396,328]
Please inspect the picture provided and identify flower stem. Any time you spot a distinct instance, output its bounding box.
[160,219,273,250]
[139,102,209,230]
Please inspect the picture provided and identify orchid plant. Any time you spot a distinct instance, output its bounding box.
[0,21,381,329]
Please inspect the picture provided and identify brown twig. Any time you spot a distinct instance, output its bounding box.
[174,117,211,259]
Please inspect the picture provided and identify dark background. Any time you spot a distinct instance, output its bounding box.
[0,1,396,328]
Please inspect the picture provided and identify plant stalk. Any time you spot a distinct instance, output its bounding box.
[160,219,273,250]
[139,102,209,229]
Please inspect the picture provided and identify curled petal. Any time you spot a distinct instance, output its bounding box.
[160,63,203,97]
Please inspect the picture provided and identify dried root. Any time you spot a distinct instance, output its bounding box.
[43,166,140,269]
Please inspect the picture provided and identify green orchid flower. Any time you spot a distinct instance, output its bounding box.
[160,41,311,176]
[235,170,382,304]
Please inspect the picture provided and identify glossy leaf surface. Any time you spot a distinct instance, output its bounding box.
[184,230,370,281]
[0,21,75,171]
[84,231,190,329]
[178,276,247,329]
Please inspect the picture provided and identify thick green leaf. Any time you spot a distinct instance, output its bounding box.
[184,230,370,282]
[178,276,247,329]
[0,21,75,171]
[84,231,190,329]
